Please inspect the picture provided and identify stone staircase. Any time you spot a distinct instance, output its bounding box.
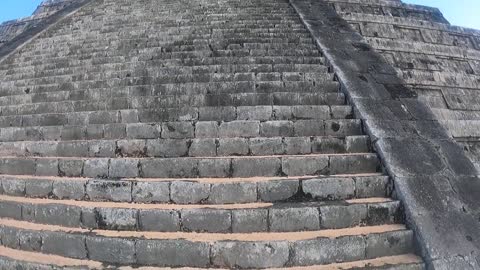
[0,0,424,268]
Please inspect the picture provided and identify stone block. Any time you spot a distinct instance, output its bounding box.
[35,159,59,176]
[109,158,139,178]
[86,180,132,202]
[132,181,170,203]
[217,138,249,156]
[181,209,231,233]
[59,159,84,177]
[269,207,320,232]
[95,208,137,230]
[212,241,289,268]
[292,236,365,265]
[86,236,136,264]
[25,179,53,198]
[170,181,210,204]
[208,182,257,204]
[140,158,198,178]
[83,158,109,178]
[282,156,329,176]
[320,204,368,229]
[195,121,219,138]
[258,179,299,202]
[162,122,194,139]
[303,178,355,200]
[232,209,268,233]
[260,121,294,137]
[219,121,260,138]
[232,157,281,177]
[139,210,180,232]
[366,231,413,259]
[42,232,87,259]
[126,123,159,139]
[249,137,284,155]
[136,240,210,267]
[52,179,86,200]
[189,138,217,157]
[197,157,230,177]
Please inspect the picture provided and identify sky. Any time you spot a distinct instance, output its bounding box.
[0,1,479,30]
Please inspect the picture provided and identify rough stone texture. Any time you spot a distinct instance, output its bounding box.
[290,0,480,268]
[0,0,423,267]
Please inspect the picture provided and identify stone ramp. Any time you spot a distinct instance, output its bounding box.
[0,0,422,268]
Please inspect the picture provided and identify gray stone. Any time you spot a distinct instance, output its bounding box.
[260,121,294,137]
[249,137,284,155]
[52,179,86,200]
[18,230,42,252]
[42,232,87,259]
[139,210,180,232]
[162,122,194,139]
[117,140,146,157]
[170,181,210,204]
[292,236,366,265]
[0,201,22,219]
[258,179,299,202]
[181,209,231,233]
[2,179,25,196]
[217,138,249,156]
[320,204,368,229]
[34,204,81,227]
[303,178,355,200]
[109,158,139,178]
[198,158,231,178]
[189,138,217,157]
[329,154,379,174]
[132,181,170,203]
[86,236,136,264]
[126,123,159,139]
[237,106,272,121]
[219,121,260,138]
[294,120,325,136]
[59,159,84,177]
[195,121,219,138]
[355,176,389,198]
[136,240,210,267]
[140,158,198,178]
[366,231,414,259]
[269,207,320,232]
[208,182,257,204]
[86,180,132,202]
[83,158,109,178]
[25,179,53,198]
[35,159,59,176]
[88,141,115,157]
[232,209,268,233]
[212,241,289,268]
[95,208,137,230]
[146,139,189,157]
[282,156,329,176]
[232,157,281,177]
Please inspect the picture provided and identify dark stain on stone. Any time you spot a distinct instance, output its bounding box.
[331,122,341,132]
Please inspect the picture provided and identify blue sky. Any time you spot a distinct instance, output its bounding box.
[403,0,480,29]
[0,1,479,30]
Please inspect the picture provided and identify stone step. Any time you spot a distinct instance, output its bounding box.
[0,194,402,232]
[2,56,326,74]
[0,117,361,143]
[0,174,389,203]
[0,93,346,124]
[0,248,426,270]
[0,118,361,142]
[0,218,414,268]
[0,153,379,178]
[3,71,334,90]
[0,135,370,158]
[0,81,339,110]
